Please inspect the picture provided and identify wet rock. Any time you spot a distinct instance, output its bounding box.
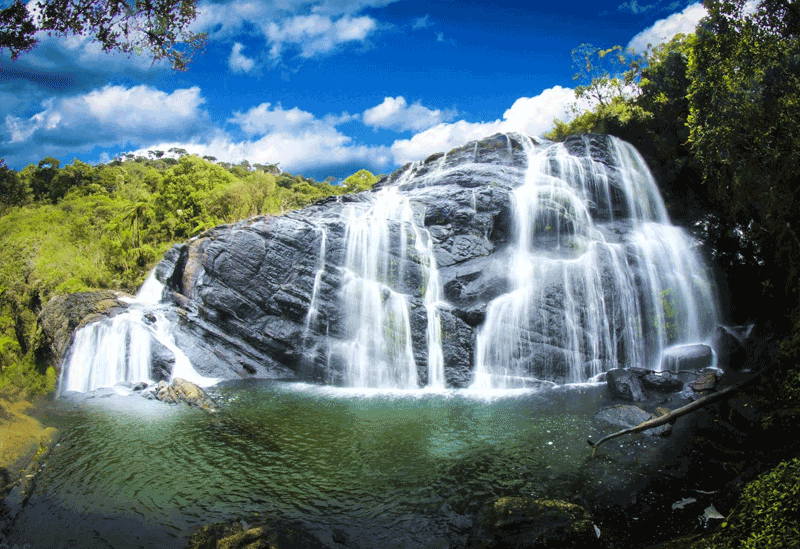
[661,344,713,373]
[690,370,719,393]
[468,497,599,549]
[595,404,671,436]
[712,324,753,371]
[154,378,216,412]
[641,370,684,393]
[606,369,646,401]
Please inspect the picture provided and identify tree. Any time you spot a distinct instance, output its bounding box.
[687,0,800,321]
[571,44,641,108]
[0,160,28,211]
[0,0,206,70]
[342,169,378,193]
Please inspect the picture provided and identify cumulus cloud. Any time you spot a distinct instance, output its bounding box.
[124,100,391,175]
[389,85,585,165]
[265,14,377,59]
[229,43,256,73]
[1,85,207,164]
[228,102,318,135]
[362,97,457,132]
[129,127,392,175]
[627,2,706,52]
[617,0,660,14]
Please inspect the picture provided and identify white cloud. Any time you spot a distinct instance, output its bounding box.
[627,3,706,52]
[3,85,206,146]
[265,14,377,59]
[363,96,457,132]
[617,0,660,14]
[229,43,256,73]
[389,85,585,165]
[130,128,392,175]
[228,102,317,135]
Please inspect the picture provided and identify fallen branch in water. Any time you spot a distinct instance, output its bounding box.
[587,367,772,457]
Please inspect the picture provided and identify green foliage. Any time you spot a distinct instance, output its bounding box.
[0,0,206,70]
[0,159,29,211]
[692,458,800,549]
[343,169,379,193]
[687,0,800,319]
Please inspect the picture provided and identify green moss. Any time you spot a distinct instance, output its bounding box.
[692,458,800,549]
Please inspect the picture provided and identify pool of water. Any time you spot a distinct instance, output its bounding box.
[8,380,615,548]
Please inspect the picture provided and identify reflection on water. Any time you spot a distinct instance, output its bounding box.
[8,381,609,549]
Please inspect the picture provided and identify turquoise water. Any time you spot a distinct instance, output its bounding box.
[8,381,609,548]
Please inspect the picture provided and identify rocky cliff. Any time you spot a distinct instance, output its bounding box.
[145,132,718,388]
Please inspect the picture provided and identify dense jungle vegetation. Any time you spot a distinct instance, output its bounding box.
[0,150,379,395]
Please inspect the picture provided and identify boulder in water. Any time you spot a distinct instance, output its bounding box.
[155,378,216,412]
[468,496,599,549]
[661,344,714,373]
[595,404,671,436]
[606,369,647,401]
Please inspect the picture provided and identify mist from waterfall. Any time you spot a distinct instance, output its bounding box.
[471,135,719,389]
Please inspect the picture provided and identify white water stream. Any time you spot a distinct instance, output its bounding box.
[59,272,216,394]
[471,135,719,389]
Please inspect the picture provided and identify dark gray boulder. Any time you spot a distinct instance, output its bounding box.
[661,344,714,373]
[606,368,647,401]
[595,404,671,436]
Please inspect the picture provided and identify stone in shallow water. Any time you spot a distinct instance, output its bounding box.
[606,369,646,401]
[661,344,713,373]
[468,496,599,549]
[595,404,671,436]
[154,378,216,412]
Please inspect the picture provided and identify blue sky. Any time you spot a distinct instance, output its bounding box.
[1,0,707,181]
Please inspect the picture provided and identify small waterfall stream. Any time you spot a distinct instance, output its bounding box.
[331,186,446,389]
[59,273,215,394]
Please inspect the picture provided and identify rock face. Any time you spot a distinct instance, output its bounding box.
[144,133,720,388]
[49,133,722,391]
[38,291,131,370]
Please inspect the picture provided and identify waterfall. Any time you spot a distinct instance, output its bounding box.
[59,273,215,394]
[471,135,719,389]
[331,187,446,389]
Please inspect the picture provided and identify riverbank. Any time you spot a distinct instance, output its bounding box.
[0,392,59,544]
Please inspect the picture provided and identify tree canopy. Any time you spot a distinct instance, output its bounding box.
[0,0,206,70]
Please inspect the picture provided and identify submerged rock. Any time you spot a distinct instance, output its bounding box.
[188,517,334,549]
[468,497,599,548]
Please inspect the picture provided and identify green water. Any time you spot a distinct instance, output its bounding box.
[8,380,609,548]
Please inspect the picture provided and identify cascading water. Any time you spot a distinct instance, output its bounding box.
[59,273,215,394]
[331,186,446,389]
[471,135,719,389]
